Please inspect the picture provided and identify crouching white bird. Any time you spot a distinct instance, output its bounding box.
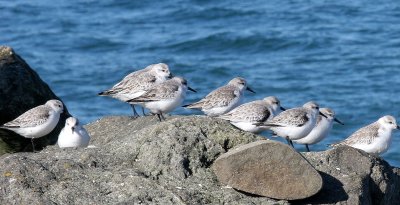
[293,107,343,152]
[58,117,90,148]
[330,115,399,155]
[218,96,285,133]
[127,76,196,121]
[0,99,64,150]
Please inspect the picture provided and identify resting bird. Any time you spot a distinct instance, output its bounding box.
[127,76,196,121]
[218,96,285,133]
[331,115,398,155]
[99,63,172,117]
[58,117,90,148]
[183,77,255,117]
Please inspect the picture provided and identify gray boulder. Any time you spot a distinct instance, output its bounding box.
[212,140,323,200]
[0,115,399,205]
[0,46,70,153]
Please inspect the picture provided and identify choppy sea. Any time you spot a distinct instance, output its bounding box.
[2,0,400,166]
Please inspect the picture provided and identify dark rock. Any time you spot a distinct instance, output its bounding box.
[299,146,400,204]
[0,46,70,153]
[212,140,323,200]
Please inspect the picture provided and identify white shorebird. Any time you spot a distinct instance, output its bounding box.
[183,77,255,117]
[127,76,196,121]
[293,108,343,152]
[331,115,399,155]
[257,101,326,147]
[218,96,285,133]
[0,99,64,150]
[98,63,172,117]
[58,117,90,148]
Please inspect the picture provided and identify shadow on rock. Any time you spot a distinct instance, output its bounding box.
[294,171,348,204]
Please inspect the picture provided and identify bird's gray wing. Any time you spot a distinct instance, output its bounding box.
[128,83,179,102]
[219,102,270,123]
[102,72,157,95]
[264,108,308,127]
[2,105,50,128]
[332,123,379,146]
[189,85,238,109]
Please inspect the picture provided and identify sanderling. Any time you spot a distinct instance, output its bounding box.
[257,101,325,147]
[98,63,172,117]
[183,77,255,117]
[127,76,196,121]
[218,96,285,133]
[331,115,399,155]
[0,99,64,150]
[293,108,343,152]
[58,117,90,148]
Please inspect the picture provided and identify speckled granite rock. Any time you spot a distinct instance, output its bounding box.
[0,116,287,205]
[0,115,398,205]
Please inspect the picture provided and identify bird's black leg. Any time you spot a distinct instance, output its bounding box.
[141,107,146,116]
[305,144,310,152]
[286,137,291,146]
[31,138,36,152]
[130,104,140,118]
[157,114,162,122]
[160,113,166,121]
[286,137,294,148]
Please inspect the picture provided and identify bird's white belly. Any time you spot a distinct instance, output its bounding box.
[230,121,265,134]
[13,113,60,138]
[294,120,332,145]
[144,97,183,114]
[58,127,90,148]
[271,119,316,140]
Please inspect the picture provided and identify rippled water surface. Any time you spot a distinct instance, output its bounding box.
[2,0,400,166]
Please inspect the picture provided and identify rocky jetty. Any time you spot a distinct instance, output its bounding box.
[0,115,399,204]
[0,46,70,153]
[0,46,398,204]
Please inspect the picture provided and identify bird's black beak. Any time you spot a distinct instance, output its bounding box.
[397,125,400,130]
[280,106,286,111]
[334,118,344,125]
[188,87,197,93]
[246,87,256,93]
[71,127,75,134]
[319,111,327,118]
[168,73,174,78]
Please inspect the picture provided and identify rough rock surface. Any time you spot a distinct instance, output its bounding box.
[0,46,70,153]
[298,146,400,204]
[212,140,323,200]
[0,115,399,205]
[0,116,288,205]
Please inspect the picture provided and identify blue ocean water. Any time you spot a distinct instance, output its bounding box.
[1,0,400,166]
